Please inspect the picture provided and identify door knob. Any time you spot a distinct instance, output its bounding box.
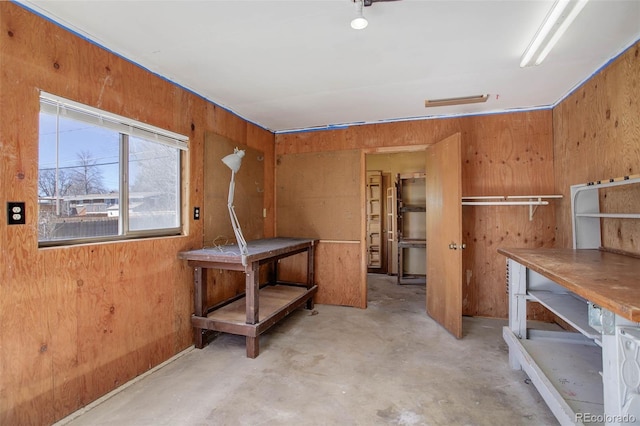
[448,243,457,250]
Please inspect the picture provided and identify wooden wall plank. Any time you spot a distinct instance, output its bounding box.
[277,242,364,308]
[248,125,276,238]
[276,150,361,240]
[553,42,640,253]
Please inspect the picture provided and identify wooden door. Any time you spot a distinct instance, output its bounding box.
[426,133,463,338]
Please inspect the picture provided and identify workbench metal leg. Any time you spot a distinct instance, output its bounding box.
[507,259,527,369]
[193,266,207,349]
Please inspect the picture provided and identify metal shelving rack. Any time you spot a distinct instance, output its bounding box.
[397,173,426,285]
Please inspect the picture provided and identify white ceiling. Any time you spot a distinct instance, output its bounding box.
[17,0,640,133]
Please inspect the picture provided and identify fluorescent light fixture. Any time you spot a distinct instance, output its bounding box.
[425,94,489,108]
[520,0,589,67]
[351,0,368,30]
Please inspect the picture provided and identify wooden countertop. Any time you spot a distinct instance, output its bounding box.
[178,237,318,264]
[497,247,640,322]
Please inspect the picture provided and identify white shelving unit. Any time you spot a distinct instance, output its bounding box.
[571,176,640,249]
[397,173,426,285]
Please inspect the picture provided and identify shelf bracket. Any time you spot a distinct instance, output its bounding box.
[529,198,541,221]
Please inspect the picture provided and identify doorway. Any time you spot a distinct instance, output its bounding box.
[363,133,463,339]
[365,150,427,281]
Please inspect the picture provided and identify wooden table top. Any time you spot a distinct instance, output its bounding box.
[178,237,318,264]
[498,247,640,322]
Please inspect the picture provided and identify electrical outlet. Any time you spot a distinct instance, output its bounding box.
[7,202,25,225]
[193,207,200,220]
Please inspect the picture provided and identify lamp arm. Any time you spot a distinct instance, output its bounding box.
[227,172,235,205]
[226,171,249,259]
[228,204,248,254]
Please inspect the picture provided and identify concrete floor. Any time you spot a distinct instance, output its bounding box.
[57,274,557,426]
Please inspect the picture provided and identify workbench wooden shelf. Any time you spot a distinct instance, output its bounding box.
[179,237,318,358]
[191,285,312,338]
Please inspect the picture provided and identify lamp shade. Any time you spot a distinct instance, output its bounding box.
[222,148,245,173]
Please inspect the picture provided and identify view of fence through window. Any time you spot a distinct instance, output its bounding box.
[38,96,184,245]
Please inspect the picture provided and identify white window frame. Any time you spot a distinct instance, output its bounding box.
[38,91,189,247]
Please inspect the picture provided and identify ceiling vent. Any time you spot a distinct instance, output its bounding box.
[425,94,489,108]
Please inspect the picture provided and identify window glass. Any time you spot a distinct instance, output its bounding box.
[128,137,180,231]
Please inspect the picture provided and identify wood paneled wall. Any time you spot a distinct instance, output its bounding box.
[276,111,557,318]
[0,3,274,425]
[276,150,361,240]
[275,150,365,307]
[554,42,640,254]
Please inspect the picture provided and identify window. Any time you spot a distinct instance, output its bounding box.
[38,92,188,246]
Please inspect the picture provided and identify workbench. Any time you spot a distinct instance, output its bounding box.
[179,237,318,358]
[499,247,640,425]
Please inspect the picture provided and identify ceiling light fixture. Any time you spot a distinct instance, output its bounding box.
[424,94,489,108]
[520,0,589,67]
[351,0,368,30]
